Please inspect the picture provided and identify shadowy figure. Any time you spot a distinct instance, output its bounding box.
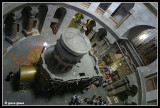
[11,71,20,91]
[5,72,14,81]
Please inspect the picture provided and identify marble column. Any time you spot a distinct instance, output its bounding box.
[8,21,17,39]
[23,15,35,36]
[87,30,96,40]
[27,15,34,32]
[5,21,20,44]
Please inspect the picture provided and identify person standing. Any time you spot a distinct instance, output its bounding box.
[70,95,77,105]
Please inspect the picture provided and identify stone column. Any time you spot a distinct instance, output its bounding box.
[106,78,128,91]
[9,21,17,39]
[107,84,129,97]
[94,39,105,50]
[23,15,35,36]
[87,30,96,40]
[27,15,34,32]
[5,21,20,44]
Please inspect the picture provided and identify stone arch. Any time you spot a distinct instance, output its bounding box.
[53,7,67,20]
[122,25,157,65]
[122,25,155,41]
[37,4,48,33]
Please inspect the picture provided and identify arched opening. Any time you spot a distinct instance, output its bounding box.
[4,13,16,36]
[84,19,96,36]
[51,7,67,35]
[123,25,157,65]
[37,4,48,33]
[68,13,84,29]
[21,6,39,36]
[90,28,109,57]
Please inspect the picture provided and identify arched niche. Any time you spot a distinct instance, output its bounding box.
[54,7,67,20]
[122,25,155,43]
[68,13,84,29]
[21,6,32,30]
[37,4,48,33]
[84,19,96,36]
[90,28,108,57]
[4,13,16,36]
[122,25,157,65]
[51,7,67,35]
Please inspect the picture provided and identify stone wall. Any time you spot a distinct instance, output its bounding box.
[137,59,157,77]
[116,3,157,37]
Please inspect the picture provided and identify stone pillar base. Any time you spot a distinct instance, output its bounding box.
[5,35,21,45]
[22,29,34,37]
